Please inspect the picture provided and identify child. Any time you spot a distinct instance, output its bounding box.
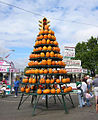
[85,90,93,107]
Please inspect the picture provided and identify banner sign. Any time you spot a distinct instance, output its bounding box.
[64,46,75,58]
[63,60,81,66]
[9,68,20,73]
[66,68,82,73]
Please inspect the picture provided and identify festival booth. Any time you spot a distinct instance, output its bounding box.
[0,59,19,95]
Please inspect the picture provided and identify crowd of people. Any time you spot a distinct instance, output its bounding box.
[0,74,98,113]
[76,74,98,113]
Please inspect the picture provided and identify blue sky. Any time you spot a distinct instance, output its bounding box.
[0,0,98,70]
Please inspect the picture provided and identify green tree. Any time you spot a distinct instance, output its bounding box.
[75,36,98,76]
[24,67,29,74]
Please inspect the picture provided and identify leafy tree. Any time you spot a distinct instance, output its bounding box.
[75,36,98,76]
[24,67,29,74]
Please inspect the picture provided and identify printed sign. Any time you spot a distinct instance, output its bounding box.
[64,46,75,58]
[66,68,82,73]
[63,60,81,66]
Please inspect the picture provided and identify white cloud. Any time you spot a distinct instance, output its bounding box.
[0,0,98,70]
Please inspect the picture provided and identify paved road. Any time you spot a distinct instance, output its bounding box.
[0,93,98,120]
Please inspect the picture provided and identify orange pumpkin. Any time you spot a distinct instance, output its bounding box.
[53,47,56,51]
[40,52,45,57]
[37,36,40,40]
[48,46,52,51]
[29,77,33,83]
[64,88,68,93]
[37,54,40,58]
[48,34,52,39]
[21,87,25,92]
[44,35,48,39]
[52,31,54,35]
[43,89,50,94]
[48,29,52,34]
[54,36,56,40]
[54,54,58,57]
[39,69,44,74]
[58,61,62,66]
[66,78,70,82]
[46,52,50,57]
[43,46,47,51]
[56,79,60,83]
[50,51,54,57]
[56,88,61,94]
[35,41,39,46]
[22,78,28,83]
[25,88,30,93]
[49,68,52,73]
[35,69,39,74]
[38,47,42,51]
[47,59,51,65]
[40,78,45,84]
[59,69,63,73]
[50,79,54,84]
[53,70,58,74]
[51,35,55,40]
[50,41,53,44]
[44,69,48,74]
[33,48,36,52]
[37,89,42,94]
[44,30,48,34]
[42,60,47,65]
[34,61,38,66]
[31,85,34,90]
[32,78,36,84]
[31,69,35,74]
[39,35,44,39]
[67,86,72,92]
[38,41,42,45]
[40,29,44,34]
[46,79,50,84]
[54,41,58,45]
[51,61,55,65]
[30,54,35,58]
[51,88,56,94]
[45,25,49,30]
[42,39,46,44]
[62,79,68,83]
[34,54,38,58]
[47,39,50,44]
[63,69,67,74]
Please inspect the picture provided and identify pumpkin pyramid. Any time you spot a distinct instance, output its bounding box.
[21,17,72,95]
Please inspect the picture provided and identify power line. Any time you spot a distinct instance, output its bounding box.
[0,0,98,28]
[0,1,44,17]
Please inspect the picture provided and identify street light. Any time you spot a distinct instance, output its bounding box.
[4,49,15,59]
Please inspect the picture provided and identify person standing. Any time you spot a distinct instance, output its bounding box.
[92,74,98,113]
[14,78,19,97]
[87,76,93,93]
[76,79,86,108]
[1,78,7,97]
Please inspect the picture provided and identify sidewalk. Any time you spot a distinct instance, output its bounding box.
[0,93,98,120]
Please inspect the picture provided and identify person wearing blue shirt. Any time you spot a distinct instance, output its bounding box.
[14,78,19,97]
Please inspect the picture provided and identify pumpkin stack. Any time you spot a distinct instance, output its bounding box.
[21,17,72,95]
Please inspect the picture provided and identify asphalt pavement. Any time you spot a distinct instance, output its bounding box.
[0,93,98,120]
